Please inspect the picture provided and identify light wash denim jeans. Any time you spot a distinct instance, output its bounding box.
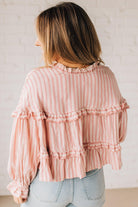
[21,167,105,207]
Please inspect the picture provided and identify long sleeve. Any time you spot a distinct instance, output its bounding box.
[7,70,46,199]
[119,103,129,143]
[111,71,130,143]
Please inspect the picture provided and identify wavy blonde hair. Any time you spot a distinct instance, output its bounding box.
[35,1,105,67]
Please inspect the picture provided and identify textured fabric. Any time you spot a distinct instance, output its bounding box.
[7,61,130,199]
[21,167,105,207]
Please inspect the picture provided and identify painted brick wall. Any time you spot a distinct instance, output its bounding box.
[0,0,137,196]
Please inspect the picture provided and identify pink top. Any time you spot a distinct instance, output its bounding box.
[7,61,130,199]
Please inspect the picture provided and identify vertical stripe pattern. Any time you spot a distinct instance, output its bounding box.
[7,62,130,198]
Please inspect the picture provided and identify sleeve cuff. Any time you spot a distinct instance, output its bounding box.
[7,180,29,199]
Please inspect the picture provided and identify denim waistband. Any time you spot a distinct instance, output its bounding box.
[85,168,102,177]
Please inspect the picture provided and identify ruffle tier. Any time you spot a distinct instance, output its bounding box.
[11,97,129,122]
[39,145,122,182]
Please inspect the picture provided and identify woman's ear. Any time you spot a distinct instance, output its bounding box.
[35,39,41,46]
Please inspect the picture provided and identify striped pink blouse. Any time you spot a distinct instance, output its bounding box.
[7,61,130,199]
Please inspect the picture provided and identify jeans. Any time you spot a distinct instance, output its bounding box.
[21,167,105,207]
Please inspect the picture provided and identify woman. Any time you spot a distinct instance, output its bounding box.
[7,2,130,207]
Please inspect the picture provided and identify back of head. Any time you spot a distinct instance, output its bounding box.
[35,1,105,67]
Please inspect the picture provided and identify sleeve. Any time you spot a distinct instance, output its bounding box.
[6,71,46,199]
[111,71,130,143]
[119,104,129,143]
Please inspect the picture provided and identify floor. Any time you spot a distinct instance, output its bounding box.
[1,188,138,207]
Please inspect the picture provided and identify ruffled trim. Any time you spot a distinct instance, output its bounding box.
[11,111,47,120]
[40,147,86,159]
[7,180,29,199]
[40,143,121,161]
[11,98,130,122]
[83,142,121,152]
[54,60,100,73]
[38,146,122,182]
[45,98,130,122]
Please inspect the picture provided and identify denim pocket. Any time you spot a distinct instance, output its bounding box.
[30,171,64,202]
[82,167,105,200]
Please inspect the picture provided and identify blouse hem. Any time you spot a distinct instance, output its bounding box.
[38,145,122,182]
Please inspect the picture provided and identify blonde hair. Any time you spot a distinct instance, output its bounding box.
[35,1,105,67]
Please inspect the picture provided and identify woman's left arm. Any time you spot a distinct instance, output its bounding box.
[7,71,43,200]
[7,113,40,199]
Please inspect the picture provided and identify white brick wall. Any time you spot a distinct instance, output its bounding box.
[0,0,137,196]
